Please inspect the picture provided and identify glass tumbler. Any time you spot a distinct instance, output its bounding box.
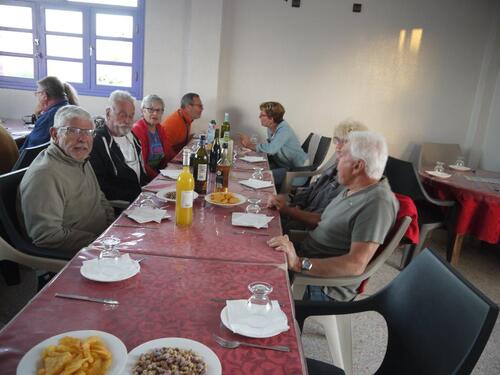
[251,167,264,180]
[434,161,445,173]
[246,198,262,214]
[98,236,121,262]
[247,282,273,316]
[455,156,465,168]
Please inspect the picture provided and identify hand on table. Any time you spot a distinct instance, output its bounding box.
[267,235,300,272]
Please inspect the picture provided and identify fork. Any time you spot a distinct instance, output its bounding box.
[212,334,289,352]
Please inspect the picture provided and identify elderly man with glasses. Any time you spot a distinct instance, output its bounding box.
[19,105,114,257]
[161,92,204,162]
[90,90,149,203]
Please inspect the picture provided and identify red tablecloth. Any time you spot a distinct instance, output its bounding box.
[0,251,305,374]
[421,168,500,244]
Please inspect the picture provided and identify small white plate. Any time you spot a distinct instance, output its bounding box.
[80,257,140,282]
[220,306,287,338]
[124,337,221,375]
[17,330,127,375]
[240,156,266,163]
[156,187,199,202]
[205,192,246,207]
[426,170,452,179]
[449,164,471,171]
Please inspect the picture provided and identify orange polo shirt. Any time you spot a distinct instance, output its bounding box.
[161,108,192,161]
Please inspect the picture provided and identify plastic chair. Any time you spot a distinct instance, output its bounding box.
[11,141,50,171]
[280,133,331,193]
[296,248,499,375]
[419,142,463,169]
[0,168,72,262]
[384,156,455,267]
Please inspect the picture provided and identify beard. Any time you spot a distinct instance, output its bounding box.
[113,123,132,136]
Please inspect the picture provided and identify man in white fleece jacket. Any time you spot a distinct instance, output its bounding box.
[19,105,114,257]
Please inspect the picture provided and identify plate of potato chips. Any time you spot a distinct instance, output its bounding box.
[205,192,246,207]
[17,330,127,375]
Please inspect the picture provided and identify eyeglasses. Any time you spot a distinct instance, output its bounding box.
[143,107,164,114]
[333,137,346,145]
[34,90,45,96]
[59,127,95,137]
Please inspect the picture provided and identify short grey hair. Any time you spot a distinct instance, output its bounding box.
[334,120,368,139]
[346,131,388,180]
[53,105,93,130]
[141,94,164,110]
[109,90,135,108]
[180,92,199,108]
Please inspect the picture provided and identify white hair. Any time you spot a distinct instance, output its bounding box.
[53,105,93,129]
[346,131,388,180]
[141,94,164,110]
[109,89,135,108]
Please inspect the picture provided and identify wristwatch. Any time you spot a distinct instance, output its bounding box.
[301,257,313,271]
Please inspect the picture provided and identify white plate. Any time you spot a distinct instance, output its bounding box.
[17,330,127,375]
[80,258,140,282]
[449,164,471,171]
[205,192,246,207]
[156,187,199,202]
[240,156,266,163]
[124,337,221,375]
[426,170,452,179]
[220,306,286,338]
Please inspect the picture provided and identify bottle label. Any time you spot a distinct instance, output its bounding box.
[197,164,208,181]
[215,170,223,188]
[181,191,194,208]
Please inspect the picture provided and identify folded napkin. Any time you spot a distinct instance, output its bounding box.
[226,300,289,337]
[426,170,452,179]
[239,178,274,189]
[81,254,140,282]
[232,213,274,229]
[448,164,471,171]
[126,207,169,223]
[240,156,266,163]
[160,169,182,179]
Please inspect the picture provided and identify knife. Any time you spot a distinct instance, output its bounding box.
[55,293,119,305]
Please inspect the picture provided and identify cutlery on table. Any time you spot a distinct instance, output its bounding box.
[55,293,119,305]
[213,334,289,352]
[232,230,270,237]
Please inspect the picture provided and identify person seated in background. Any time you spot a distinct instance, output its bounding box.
[268,131,398,302]
[239,101,309,187]
[20,76,78,151]
[132,94,169,178]
[269,120,367,232]
[90,90,149,203]
[19,105,114,256]
[0,124,19,174]
[161,92,204,162]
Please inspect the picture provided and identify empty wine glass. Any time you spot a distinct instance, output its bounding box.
[434,161,445,173]
[455,156,465,167]
[252,167,264,180]
[247,281,273,317]
[98,236,121,261]
[246,197,262,214]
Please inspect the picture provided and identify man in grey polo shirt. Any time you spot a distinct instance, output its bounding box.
[268,130,398,301]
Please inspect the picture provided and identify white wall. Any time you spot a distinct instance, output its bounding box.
[1,0,498,171]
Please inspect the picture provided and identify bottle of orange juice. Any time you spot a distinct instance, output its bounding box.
[176,149,195,226]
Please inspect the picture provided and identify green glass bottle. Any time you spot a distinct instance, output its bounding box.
[193,135,208,194]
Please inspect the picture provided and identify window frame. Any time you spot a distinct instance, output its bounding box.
[0,0,144,98]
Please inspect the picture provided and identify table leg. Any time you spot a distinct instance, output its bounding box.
[447,233,465,266]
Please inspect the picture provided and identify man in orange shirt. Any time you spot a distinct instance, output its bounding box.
[161,92,204,161]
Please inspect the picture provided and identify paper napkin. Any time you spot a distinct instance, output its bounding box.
[239,178,274,189]
[159,169,182,179]
[231,212,274,229]
[126,207,169,223]
[240,156,266,163]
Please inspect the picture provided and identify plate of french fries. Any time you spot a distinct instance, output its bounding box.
[204,192,246,207]
[17,330,127,375]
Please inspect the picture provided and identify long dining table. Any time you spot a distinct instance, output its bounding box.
[0,145,307,374]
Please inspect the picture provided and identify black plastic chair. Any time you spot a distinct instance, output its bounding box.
[296,248,499,375]
[0,168,70,262]
[11,141,50,171]
[383,156,455,267]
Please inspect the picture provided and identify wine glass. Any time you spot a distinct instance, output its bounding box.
[251,167,264,180]
[434,161,445,173]
[246,197,262,214]
[247,282,273,317]
[98,236,121,261]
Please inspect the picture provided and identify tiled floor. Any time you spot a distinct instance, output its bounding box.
[301,233,500,374]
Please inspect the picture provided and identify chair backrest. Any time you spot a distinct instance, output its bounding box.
[311,135,332,169]
[384,156,427,201]
[301,132,313,153]
[374,249,499,374]
[0,168,69,260]
[419,142,462,169]
[11,141,50,171]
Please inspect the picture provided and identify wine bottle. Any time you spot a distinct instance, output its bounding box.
[206,120,216,144]
[221,112,230,139]
[222,131,234,166]
[176,149,195,226]
[193,135,208,195]
[209,129,221,173]
[216,143,231,192]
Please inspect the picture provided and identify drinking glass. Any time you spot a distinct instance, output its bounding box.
[434,161,445,173]
[250,134,258,145]
[455,156,465,167]
[139,192,156,208]
[246,197,262,214]
[247,282,273,316]
[251,167,264,180]
[98,236,121,261]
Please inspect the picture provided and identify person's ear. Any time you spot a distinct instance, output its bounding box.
[49,127,58,143]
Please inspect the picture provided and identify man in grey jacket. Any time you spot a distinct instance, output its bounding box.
[19,105,114,257]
